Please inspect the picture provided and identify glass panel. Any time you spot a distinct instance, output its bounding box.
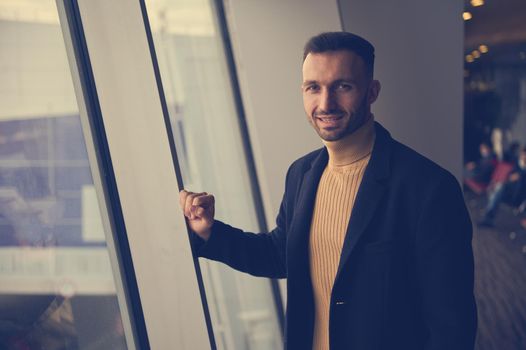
[0,1,129,349]
[145,1,283,349]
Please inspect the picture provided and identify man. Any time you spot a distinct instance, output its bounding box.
[479,146,526,227]
[180,32,477,350]
[464,141,497,195]
[464,142,496,185]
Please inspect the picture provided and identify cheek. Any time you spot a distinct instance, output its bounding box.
[303,96,317,115]
[340,94,364,112]
[335,96,354,111]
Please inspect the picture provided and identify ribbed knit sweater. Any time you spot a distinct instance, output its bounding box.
[309,116,375,350]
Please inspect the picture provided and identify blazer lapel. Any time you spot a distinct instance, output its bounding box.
[287,148,328,272]
[291,148,329,245]
[335,122,392,281]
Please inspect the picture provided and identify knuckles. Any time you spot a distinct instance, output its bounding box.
[179,190,215,215]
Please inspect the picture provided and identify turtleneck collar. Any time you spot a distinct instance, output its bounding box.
[323,114,376,168]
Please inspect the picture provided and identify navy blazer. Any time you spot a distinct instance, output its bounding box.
[197,122,477,350]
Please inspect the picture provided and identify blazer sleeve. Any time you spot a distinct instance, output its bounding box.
[190,166,293,279]
[415,172,478,350]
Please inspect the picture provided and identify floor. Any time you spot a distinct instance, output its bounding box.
[467,192,526,350]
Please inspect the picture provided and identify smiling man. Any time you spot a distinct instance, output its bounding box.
[180,32,477,350]
[302,43,379,143]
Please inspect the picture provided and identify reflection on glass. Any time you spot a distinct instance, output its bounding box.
[0,1,128,349]
[146,0,283,349]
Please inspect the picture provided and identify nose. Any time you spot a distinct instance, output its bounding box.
[319,88,336,112]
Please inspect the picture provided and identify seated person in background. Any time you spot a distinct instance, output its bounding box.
[465,142,496,186]
[479,147,526,227]
[503,141,520,164]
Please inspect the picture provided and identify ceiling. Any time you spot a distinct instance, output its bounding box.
[464,0,526,66]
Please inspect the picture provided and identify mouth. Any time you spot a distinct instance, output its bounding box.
[315,114,344,127]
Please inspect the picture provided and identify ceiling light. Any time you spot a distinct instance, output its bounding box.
[466,55,474,63]
[479,45,489,53]
[463,12,472,20]
[470,0,484,7]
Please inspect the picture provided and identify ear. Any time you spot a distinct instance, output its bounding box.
[367,80,381,105]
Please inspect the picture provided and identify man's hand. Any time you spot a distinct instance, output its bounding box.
[509,172,520,182]
[179,190,215,241]
[465,162,476,171]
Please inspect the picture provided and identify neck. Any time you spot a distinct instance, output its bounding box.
[323,114,375,167]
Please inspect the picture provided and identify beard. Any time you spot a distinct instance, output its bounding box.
[310,94,369,142]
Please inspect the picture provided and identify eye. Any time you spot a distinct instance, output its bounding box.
[304,84,319,93]
[336,83,352,91]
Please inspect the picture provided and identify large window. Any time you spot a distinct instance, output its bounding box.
[0,1,132,348]
[145,0,283,349]
[0,0,285,348]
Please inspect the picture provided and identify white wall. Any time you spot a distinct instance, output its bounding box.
[224,0,342,225]
[338,0,464,179]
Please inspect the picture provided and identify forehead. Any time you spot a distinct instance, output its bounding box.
[302,50,367,81]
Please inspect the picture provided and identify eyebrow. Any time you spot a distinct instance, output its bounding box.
[331,78,357,85]
[302,78,357,88]
[301,80,318,88]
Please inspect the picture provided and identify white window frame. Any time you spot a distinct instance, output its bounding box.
[56,0,213,348]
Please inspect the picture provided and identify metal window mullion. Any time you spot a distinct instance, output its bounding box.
[211,0,286,335]
[56,0,144,349]
[137,0,217,348]
[59,0,213,349]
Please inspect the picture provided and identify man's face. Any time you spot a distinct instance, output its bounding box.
[302,50,380,142]
[479,144,491,158]
[519,151,526,169]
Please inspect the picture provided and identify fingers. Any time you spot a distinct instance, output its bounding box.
[185,191,206,219]
[179,190,214,219]
[192,194,214,208]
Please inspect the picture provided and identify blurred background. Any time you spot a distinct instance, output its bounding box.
[462,1,526,349]
[0,0,524,349]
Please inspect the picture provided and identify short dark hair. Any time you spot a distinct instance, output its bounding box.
[303,32,375,77]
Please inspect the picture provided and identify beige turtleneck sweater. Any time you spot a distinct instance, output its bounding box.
[309,115,375,350]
